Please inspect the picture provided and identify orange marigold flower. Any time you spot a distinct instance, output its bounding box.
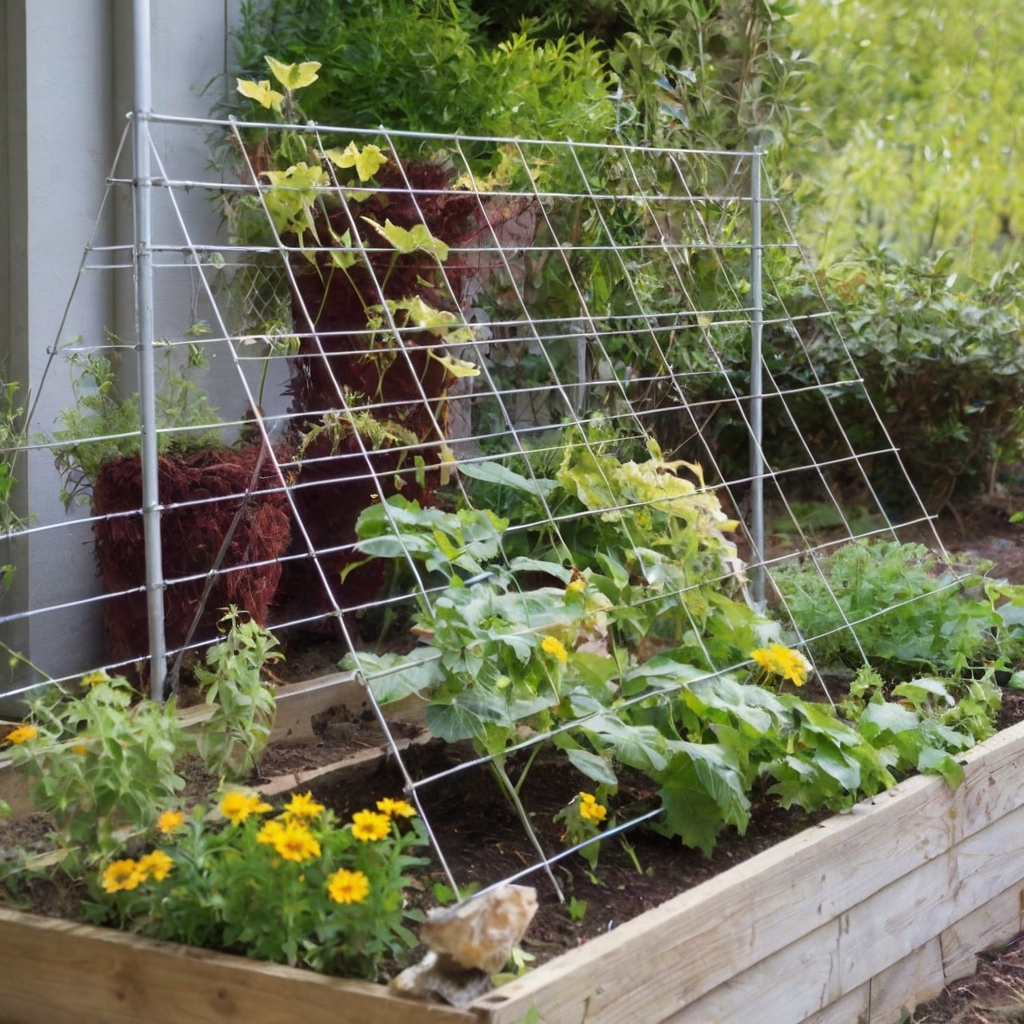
[219,790,273,825]
[281,791,325,822]
[137,850,174,882]
[156,810,184,834]
[101,859,144,893]
[541,636,568,664]
[327,868,370,905]
[351,809,390,842]
[271,823,321,863]
[4,724,38,745]
[376,797,416,819]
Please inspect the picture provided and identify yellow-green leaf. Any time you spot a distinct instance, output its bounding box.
[236,78,283,113]
[361,218,449,260]
[429,350,480,378]
[265,56,321,92]
[325,142,388,182]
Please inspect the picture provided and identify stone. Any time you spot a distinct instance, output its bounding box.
[388,951,492,1007]
[420,884,538,974]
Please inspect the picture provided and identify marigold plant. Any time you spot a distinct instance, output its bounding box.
[86,791,427,980]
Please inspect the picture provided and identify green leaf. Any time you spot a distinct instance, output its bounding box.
[917,746,964,788]
[457,460,558,499]
[858,700,921,737]
[429,349,480,377]
[566,747,618,786]
[656,745,750,856]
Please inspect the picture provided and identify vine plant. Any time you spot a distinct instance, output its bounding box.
[346,437,1016,857]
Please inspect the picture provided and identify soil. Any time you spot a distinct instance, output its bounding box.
[305,739,832,971]
[910,933,1024,1023]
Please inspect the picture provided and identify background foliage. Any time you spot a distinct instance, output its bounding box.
[232,0,1024,509]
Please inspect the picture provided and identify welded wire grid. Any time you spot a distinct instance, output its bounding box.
[1,113,956,899]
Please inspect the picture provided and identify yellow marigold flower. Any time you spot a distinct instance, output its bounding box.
[281,791,325,822]
[4,724,38,745]
[137,850,174,883]
[750,643,811,687]
[271,822,321,863]
[256,819,286,845]
[101,859,144,893]
[376,797,416,819]
[327,868,370,905]
[578,792,607,823]
[81,670,108,688]
[156,810,184,834]
[541,636,568,664]
[219,791,273,825]
[351,809,391,842]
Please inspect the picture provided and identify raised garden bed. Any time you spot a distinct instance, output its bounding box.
[3,682,1024,1024]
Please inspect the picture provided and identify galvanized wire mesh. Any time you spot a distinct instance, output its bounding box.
[0,112,955,897]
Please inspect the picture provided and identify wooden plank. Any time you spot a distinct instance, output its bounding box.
[472,721,1024,1024]
[256,732,436,798]
[865,937,945,1024]
[939,882,1024,983]
[839,801,1024,995]
[0,908,473,1024]
[177,670,426,745]
[800,985,869,1024]
[661,919,842,1024]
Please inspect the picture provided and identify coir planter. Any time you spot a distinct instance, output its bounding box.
[90,443,292,664]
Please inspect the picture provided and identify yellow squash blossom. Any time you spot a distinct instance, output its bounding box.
[376,797,416,819]
[351,809,391,842]
[328,868,370,905]
[541,636,568,664]
[101,859,144,893]
[4,724,38,745]
[80,671,108,688]
[578,792,607,823]
[750,643,811,687]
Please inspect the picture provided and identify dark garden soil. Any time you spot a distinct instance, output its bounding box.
[306,739,833,972]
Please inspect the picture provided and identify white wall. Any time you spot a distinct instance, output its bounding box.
[0,0,245,708]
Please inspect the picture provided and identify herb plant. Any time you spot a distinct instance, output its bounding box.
[193,608,281,782]
[2,672,189,871]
